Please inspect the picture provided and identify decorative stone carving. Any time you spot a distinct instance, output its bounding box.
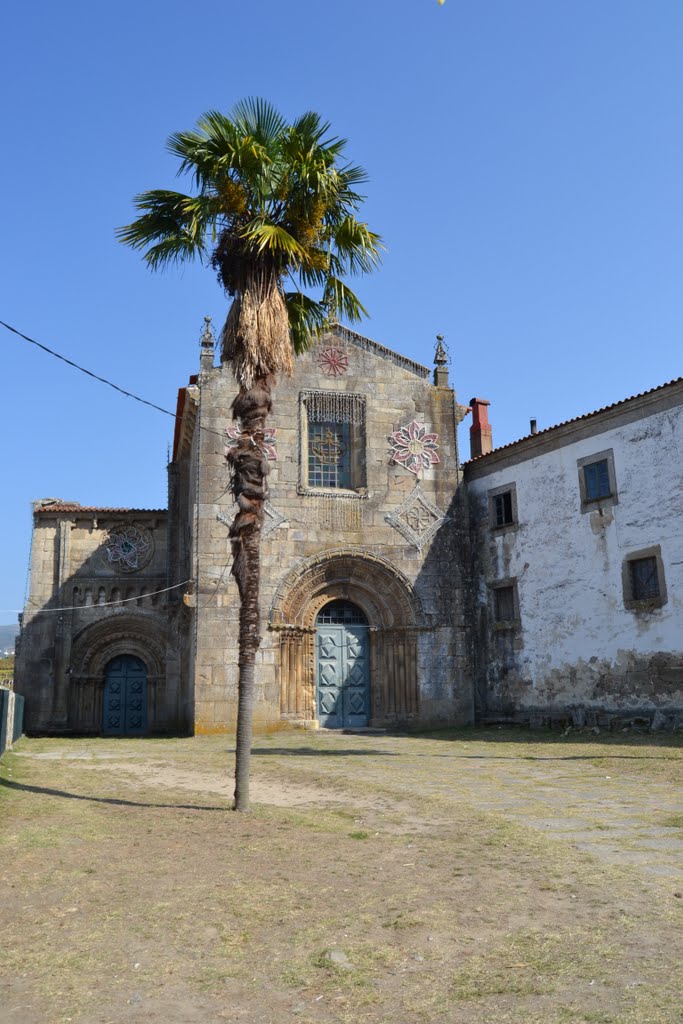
[224,426,277,461]
[217,501,287,538]
[390,420,440,476]
[384,485,448,551]
[317,346,349,377]
[101,524,154,573]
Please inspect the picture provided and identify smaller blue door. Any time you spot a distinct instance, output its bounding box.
[316,601,370,729]
[102,656,147,736]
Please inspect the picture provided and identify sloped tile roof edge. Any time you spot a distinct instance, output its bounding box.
[464,375,683,468]
[34,506,167,514]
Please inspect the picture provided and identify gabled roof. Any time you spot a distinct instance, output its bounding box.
[329,324,431,380]
[465,375,683,471]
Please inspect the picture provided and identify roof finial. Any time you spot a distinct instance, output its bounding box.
[199,315,215,371]
[200,315,215,349]
[434,333,448,366]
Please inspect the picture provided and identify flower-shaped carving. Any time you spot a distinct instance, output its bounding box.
[390,420,440,476]
[102,525,153,572]
[318,347,349,377]
[224,426,277,461]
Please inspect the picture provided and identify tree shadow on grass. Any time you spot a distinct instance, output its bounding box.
[252,746,398,757]
[0,777,226,811]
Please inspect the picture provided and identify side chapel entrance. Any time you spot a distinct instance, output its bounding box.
[102,655,148,736]
[316,601,370,728]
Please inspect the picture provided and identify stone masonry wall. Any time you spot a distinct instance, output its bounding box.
[179,326,472,733]
[16,504,170,733]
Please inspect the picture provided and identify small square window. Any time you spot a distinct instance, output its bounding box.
[487,482,518,532]
[577,449,617,512]
[494,586,515,622]
[494,491,513,526]
[622,546,667,611]
[490,578,520,628]
[583,459,611,501]
[629,557,660,601]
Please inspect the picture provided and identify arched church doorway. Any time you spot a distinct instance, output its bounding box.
[316,600,370,729]
[102,655,148,736]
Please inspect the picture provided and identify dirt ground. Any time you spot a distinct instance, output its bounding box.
[1,728,682,1024]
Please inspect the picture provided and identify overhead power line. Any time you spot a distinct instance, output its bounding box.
[0,317,227,440]
[1,318,177,418]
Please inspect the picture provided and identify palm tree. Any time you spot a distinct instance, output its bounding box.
[117,98,382,810]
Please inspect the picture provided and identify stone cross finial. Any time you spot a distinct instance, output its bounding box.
[199,315,215,370]
[200,315,215,348]
[434,334,449,386]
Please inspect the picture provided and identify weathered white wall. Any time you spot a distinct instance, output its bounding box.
[466,388,683,724]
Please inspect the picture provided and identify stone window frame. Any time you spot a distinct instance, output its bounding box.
[297,391,368,498]
[622,545,667,612]
[490,576,521,631]
[577,448,618,513]
[487,482,519,534]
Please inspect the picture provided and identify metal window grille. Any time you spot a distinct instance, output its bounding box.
[308,421,352,489]
[316,600,368,625]
[629,557,660,601]
[584,459,610,500]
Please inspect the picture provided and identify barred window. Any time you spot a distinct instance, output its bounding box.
[494,586,515,622]
[629,557,660,601]
[308,421,352,489]
[301,390,366,492]
[622,546,667,610]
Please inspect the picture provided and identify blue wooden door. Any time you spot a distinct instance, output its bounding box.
[102,656,147,736]
[316,602,370,729]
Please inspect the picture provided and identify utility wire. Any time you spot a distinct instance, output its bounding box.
[1,318,177,419]
[0,317,227,441]
[0,578,195,615]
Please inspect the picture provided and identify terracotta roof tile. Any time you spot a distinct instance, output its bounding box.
[35,505,167,514]
[466,376,683,464]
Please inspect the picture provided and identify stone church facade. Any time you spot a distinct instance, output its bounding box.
[14,325,683,735]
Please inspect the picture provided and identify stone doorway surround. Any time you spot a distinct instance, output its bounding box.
[67,612,166,734]
[269,549,424,729]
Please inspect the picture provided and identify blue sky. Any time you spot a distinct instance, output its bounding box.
[1,0,682,615]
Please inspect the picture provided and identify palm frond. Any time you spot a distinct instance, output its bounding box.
[284,291,328,354]
[331,217,384,275]
[241,222,306,259]
[230,97,286,145]
[322,276,369,324]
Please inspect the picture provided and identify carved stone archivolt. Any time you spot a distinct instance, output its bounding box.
[270,548,424,631]
[69,612,167,679]
[270,549,424,726]
[67,611,167,734]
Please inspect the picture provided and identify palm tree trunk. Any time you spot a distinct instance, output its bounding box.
[227,373,274,812]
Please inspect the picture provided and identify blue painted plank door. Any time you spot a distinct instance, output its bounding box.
[102,656,147,736]
[316,625,370,728]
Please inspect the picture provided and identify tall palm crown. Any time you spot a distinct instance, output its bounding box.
[117,98,382,384]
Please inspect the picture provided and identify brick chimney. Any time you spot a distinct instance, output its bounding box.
[469,398,492,458]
